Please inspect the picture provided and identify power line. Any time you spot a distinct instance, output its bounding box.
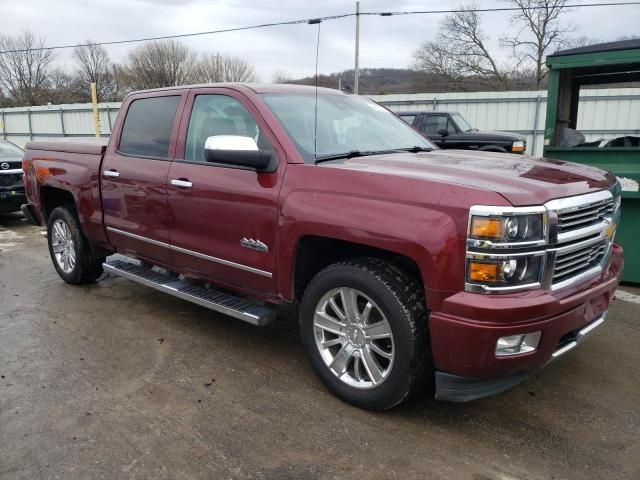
[366,1,640,16]
[0,2,638,55]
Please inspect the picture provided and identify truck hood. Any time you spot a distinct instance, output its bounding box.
[465,130,524,141]
[321,149,616,206]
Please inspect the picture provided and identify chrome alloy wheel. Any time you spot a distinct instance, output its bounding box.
[313,287,395,389]
[51,219,76,273]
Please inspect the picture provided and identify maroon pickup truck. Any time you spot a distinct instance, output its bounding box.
[21,84,623,410]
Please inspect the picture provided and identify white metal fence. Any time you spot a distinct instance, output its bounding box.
[1,88,639,156]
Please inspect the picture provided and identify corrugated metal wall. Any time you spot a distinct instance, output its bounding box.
[1,89,638,156]
[371,88,640,156]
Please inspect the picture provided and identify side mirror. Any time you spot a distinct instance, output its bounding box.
[204,135,274,171]
[437,128,449,137]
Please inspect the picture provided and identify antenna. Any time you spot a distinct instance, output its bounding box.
[309,18,322,161]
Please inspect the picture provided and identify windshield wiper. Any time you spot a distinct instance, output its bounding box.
[315,146,433,164]
[315,150,384,164]
[392,146,433,153]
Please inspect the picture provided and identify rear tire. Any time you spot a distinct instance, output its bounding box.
[47,206,105,284]
[300,258,431,411]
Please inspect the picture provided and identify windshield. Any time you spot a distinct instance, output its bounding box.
[450,113,473,132]
[0,141,23,158]
[261,93,434,163]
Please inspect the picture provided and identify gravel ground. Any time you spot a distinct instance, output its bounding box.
[1,213,639,480]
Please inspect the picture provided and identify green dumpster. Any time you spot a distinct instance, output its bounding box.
[543,40,640,283]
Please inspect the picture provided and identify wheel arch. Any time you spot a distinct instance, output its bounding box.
[290,235,426,302]
[478,145,508,153]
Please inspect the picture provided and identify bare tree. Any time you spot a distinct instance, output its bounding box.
[45,67,81,104]
[124,40,198,90]
[194,53,257,83]
[501,0,572,88]
[413,4,507,89]
[412,42,467,88]
[72,41,113,101]
[272,69,292,84]
[0,31,54,106]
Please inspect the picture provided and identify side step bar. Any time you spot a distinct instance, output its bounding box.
[103,259,276,326]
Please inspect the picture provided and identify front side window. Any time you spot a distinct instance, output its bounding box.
[261,94,433,163]
[185,95,271,162]
[119,96,180,158]
[423,115,455,135]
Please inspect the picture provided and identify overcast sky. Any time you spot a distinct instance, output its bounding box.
[2,0,640,81]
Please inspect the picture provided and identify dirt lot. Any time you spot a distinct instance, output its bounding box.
[1,213,639,480]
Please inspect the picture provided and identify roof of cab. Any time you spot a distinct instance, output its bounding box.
[129,83,346,96]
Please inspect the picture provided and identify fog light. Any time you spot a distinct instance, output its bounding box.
[495,331,541,356]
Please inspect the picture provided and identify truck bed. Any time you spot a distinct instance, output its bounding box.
[26,138,109,155]
[23,137,110,248]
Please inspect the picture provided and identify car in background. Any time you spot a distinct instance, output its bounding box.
[398,111,526,154]
[0,140,25,214]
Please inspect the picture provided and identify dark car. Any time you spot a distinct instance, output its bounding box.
[399,111,526,154]
[0,140,25,214]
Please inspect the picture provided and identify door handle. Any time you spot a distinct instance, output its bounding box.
[170,178,193,188]
[103,169,120,178]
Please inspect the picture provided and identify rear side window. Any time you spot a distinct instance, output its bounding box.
[119,96,180,158]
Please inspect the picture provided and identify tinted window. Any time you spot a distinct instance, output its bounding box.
[422,115,456,135]
[185,95,271,162]
[119,96,180,158]
[399,114,415,124]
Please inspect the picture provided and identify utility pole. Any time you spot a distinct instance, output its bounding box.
[90,82,101,138]
[354,1,360,95]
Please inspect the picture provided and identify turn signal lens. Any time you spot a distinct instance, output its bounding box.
[470,217,502,239]
[468,261,500,282]
[511,141,525,153]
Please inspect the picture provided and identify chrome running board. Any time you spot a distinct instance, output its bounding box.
[103,259,276,326]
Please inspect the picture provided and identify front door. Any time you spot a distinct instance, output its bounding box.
[167,89,286,297]
[102,92,184,266]
[421,114,460,148]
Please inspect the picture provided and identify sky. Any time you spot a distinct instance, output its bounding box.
[1,0,640,82]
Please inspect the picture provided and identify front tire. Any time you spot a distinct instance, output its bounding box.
[300,258,431,411]
[47,206,105,284]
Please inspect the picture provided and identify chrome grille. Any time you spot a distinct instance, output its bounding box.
[0,173,23,187]
[553,239,608,283]
[557,197,614,232]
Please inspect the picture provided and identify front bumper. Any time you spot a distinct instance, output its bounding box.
[430,243,623,402]
[435,311,608,401]
[0,188,26,214]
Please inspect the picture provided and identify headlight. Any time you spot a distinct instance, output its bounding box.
[466,206,547,293]
[466,254,544,290]
[511,140,525,153]
[468,211,546,247]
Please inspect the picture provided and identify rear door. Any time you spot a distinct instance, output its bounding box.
[102,92,185,266]
[166,88,286,297]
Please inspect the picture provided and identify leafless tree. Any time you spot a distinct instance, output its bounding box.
[272,69,293,84]
[501,0,573,88]
[0,31,54,106]
[412,4,507,89]
[45,67,81,104]
[72,41,113,101]
[124,40,198,90]
[194,53,257,83]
